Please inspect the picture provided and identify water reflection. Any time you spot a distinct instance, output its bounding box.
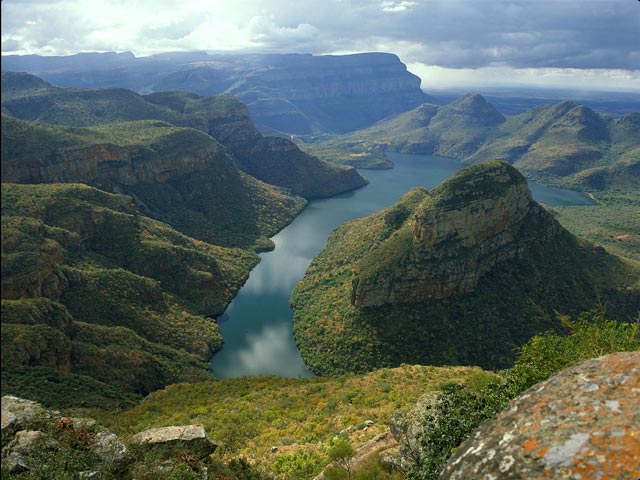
[210,153,594,378]
[213,323,311,378]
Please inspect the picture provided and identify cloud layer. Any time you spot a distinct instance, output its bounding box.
[2,0,639,88]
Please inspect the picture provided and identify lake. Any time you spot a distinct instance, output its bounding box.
[210,153,594,378]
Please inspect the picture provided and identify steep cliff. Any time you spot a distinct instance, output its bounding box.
[2,51,434,134]
[1,115,305,249]
[291,162,639,375]
[143,91,368,198]
[2,72,367,199]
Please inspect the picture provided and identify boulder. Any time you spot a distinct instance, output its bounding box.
[441,352,640,479]
[129,425,216,460]
[3,429,57,473]
[1,396,51,447]
[385,393,439,473]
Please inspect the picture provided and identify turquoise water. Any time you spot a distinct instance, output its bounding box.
[210,154,594,378]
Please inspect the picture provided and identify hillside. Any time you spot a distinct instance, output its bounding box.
[1,72,367,199]
[1,182,266,405]
[1,114,305,250]
[304,94,640,190]
[2,51,435,135]
[143,90,368,198]
[291,162,639,375]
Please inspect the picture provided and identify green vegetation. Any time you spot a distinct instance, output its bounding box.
[1,182,266,402]
[2,72,367,200]
[407,311,640,479]
[88,364,488,478]
[1,114,306,250]
[291,164,639,376]
[309,96,638,189]
[552,189,640,262]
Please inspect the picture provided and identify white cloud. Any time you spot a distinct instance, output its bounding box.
[408,63,640,92]
[2,0,639,90]
[381,1,417,13]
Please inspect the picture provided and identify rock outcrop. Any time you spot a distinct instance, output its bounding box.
[1,396,214,478]
[351,162,558,307]
[129,424,217,460]
[441,352,640,479]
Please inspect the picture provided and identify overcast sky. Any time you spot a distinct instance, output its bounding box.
[2,0,639,90]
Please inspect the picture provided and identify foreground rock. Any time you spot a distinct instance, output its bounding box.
[129,424,217,460]
[1,396,215,478]
[441,352,640,479]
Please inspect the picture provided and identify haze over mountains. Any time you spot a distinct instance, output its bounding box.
[307,93,640,190]
[2,51,434,134]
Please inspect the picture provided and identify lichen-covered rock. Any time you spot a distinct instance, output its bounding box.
[129,424,216,460]
[1,396,51,447]
[441,352,640,479]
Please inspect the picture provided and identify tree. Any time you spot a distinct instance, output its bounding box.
[328,439,356,480]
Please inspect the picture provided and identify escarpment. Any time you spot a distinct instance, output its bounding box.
[351,162,561,308]
[1,118,229,187]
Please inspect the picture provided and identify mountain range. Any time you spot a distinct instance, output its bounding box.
[2,51,434,134]
[304,93,640,191]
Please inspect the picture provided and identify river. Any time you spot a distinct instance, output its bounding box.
[210,153,595,378]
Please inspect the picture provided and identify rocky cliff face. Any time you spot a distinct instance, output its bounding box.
[144,92,369,198]
[351,162,560,307]
[2,128,230,187]
[441,352,640,479]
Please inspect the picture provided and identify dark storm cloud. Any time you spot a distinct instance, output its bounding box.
[2,0,639,70]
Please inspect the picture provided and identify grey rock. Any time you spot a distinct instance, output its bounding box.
[129,424,216,460]
[3,429,57,473]
[1,396,50,447]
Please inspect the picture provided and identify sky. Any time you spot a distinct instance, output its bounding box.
[2,0,639,91]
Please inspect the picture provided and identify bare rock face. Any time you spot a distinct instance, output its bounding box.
[441,352,640,479]
[129,424,216,460]
[351,162,561,307]
[3,132,230,187]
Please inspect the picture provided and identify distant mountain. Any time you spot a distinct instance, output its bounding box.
[306,94,640,190]
[291,162,639,375]
[1,72,367,199]
[2,51,435,134]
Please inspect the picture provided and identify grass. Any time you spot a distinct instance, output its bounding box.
[88,364,492,477]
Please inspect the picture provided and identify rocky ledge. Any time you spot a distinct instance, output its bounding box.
[441,352,640,479]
